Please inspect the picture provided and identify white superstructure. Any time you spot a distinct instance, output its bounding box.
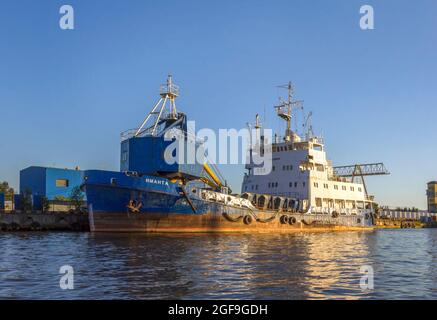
[242,82,373,216]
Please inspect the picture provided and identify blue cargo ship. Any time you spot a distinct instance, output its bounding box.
[83,76,374,232]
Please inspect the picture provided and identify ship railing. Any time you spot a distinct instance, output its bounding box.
[160,83,180,97]
[197,189,256,210]
[121,129,139,141]
[121,128,154,141]
[309,207,365,216]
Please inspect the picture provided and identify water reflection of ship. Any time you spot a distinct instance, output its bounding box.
[84,232,374,299]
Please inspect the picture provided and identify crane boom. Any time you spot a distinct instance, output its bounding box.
[203,163,224,188]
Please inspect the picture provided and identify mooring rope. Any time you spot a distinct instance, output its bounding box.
[222,212,244,222]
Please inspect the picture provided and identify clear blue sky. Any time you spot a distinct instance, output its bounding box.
[0,0,436,208]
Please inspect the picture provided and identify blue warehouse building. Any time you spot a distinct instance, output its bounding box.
[20,166,84,200]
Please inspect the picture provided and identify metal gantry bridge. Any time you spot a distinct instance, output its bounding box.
[333,162,390,197]
[333,163,389,177]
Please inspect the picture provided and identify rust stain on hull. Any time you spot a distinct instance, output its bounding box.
[90,212,374,233]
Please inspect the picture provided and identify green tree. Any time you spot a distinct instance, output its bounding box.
[41,196,50,213]
[0,181,14,196]
[20,188,33,212]
[69,186,84,212]
[54,195,69,201]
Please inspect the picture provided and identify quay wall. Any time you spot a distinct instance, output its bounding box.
[0,212,89,231]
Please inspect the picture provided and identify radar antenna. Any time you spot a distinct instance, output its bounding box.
[303,111,314,141]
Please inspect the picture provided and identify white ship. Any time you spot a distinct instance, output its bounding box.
[242,81,387,219]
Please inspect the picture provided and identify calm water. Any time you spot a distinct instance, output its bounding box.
[0,229,436,299]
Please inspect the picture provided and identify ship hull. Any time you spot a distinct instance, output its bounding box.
[83,170,374,233]
[88,211,373,233]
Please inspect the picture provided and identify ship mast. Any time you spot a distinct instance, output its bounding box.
[134,74,180,137]
[275,81,303,142]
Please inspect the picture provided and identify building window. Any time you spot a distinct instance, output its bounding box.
[334,185,338,190]
[294,182,298,188]
[342,186,346,191]
[314,182,318,188]
[303,182,305,187]
[324,184,328,189]
[358,187,362,192]
[272,166,275,171]
[289,182,292,188]
[56,179,69,187]
[350,187,355,191]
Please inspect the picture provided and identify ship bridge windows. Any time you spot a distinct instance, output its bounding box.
[314,164,325,172]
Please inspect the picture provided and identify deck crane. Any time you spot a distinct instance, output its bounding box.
[130,74,229,193]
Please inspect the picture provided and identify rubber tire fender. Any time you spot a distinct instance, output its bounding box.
[288,216,297,225]
[243,215,253,225]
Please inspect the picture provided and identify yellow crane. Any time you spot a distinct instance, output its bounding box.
[201,163,226,191]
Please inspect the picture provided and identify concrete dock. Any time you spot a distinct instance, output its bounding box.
[0,212,89,231]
